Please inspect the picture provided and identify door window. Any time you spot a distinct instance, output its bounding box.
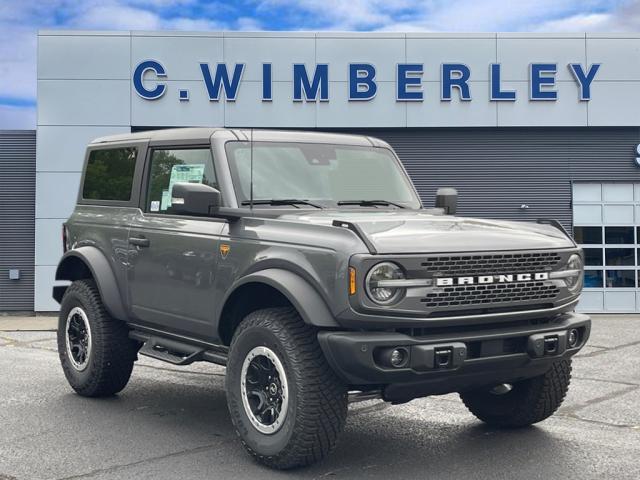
[146,148,217,214]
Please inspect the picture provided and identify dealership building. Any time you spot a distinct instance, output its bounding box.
[1,30,640,313]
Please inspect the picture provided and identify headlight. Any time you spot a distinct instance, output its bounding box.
[365,262,406,305]
[565,254,584,293]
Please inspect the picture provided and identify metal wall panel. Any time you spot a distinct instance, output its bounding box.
[347,127,640,230]
[0,130,36,310]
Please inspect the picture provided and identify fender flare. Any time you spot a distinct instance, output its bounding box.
[54,247,128,320]
[221,268,339,328]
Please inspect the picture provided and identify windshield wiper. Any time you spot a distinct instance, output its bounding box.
[337,200,406,209]
[241,199,323,209]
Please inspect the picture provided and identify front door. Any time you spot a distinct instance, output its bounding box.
[127,146,225,339]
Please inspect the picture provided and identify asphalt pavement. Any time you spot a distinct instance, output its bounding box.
[1,316,639,480]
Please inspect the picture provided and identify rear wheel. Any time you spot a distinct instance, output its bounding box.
[225,307,348,469]
[57,279,138,397]
[460,359,572,427]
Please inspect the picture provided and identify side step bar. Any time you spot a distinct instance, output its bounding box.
[130,331,228,367]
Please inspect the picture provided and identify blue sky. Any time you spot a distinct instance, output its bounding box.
[0,0,637,128]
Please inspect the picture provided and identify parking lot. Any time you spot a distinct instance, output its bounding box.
[1,315,639,480]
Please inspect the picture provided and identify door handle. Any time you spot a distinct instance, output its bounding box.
[129,236,150,248]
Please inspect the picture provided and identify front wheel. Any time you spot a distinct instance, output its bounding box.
[225,307,348,469]
[460,359,572,428]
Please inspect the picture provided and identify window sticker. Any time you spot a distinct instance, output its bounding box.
[150,200,160,212]
[160,189,170,211]
[167,164,205,207]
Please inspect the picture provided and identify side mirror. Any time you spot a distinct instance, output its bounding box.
[435,187,458,215]
[170,182,221,216]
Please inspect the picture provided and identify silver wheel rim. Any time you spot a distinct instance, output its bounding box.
[240,346,289,435]
[65,307,92,371]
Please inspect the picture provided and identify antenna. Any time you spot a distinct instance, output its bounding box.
[249,128,254,210]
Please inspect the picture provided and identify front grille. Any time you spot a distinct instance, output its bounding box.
[421,252,561,276]
[421,281,560,308]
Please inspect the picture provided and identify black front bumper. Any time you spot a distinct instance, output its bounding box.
[318,312,590,402]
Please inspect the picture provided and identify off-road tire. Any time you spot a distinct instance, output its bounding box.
[460,359,572,428]
[225,307,348,469]
[57,279,138,397]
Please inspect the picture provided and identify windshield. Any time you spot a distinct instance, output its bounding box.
[225,141,421,209]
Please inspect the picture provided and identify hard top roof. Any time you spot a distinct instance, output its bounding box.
[90,128,389,148]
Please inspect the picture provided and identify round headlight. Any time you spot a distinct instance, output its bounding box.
[566,254,584,292]
[365,262,405,305]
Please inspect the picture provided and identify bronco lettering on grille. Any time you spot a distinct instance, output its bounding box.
[435,272,549,287]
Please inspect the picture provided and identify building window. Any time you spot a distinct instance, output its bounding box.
[606,270,636,288]
[605,248,635,266]
[82,148,138,201]
[584,270,603,288]
[605,226,634,244]
[574,226,602,244]
[573,225,638,289]
[583,248,603,266]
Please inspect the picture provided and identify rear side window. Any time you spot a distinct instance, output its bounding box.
[82,147,137,201]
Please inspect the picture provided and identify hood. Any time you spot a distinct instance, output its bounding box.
[276,209,575,254]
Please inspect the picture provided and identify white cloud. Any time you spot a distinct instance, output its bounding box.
[163,17,224,30]
[0,104,36,129]
[68,4,162,30]
[255,0,414,29]
[533,13,612,32]
[260,0,620,32]
[533,2,640,32]
[128,0,198,6]
[235,17,263,31]
[0,25,36,99]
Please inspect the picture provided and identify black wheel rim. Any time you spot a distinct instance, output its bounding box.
[65,307,92,371]
[241,346,289,434]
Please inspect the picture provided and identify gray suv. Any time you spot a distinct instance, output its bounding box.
[54,128,590,469]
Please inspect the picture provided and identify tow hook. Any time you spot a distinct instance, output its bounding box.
[527,331,567,358]
[410,342,466,371]
[544,336,559,355]
[434,347,453,368]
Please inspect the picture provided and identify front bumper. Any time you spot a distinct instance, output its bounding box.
[318,311,590,402]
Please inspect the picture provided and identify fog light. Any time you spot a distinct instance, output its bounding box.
[390,348,407,367]
[567,329,579,348]
[374,347,410,369]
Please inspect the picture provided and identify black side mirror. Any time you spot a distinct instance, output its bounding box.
[170,182,221,216]
[435,187,458,215]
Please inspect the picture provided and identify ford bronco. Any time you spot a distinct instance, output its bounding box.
[53,128,590,469]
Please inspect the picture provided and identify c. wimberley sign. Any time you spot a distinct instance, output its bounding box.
[133,60,600,103]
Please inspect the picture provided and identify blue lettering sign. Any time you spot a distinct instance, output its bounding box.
[262,63,272,101]
[133,60,602,105]
[397,64,423,101]
[349,63,377,101]
[293,64,329,101]
[530,63,557,101]
[569,63,600,101]
[489,64,516,101]
[133,60,167,100]
[200,63,245,101]
[441,63,471,101]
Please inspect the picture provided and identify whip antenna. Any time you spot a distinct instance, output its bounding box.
[249,128,254,210]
